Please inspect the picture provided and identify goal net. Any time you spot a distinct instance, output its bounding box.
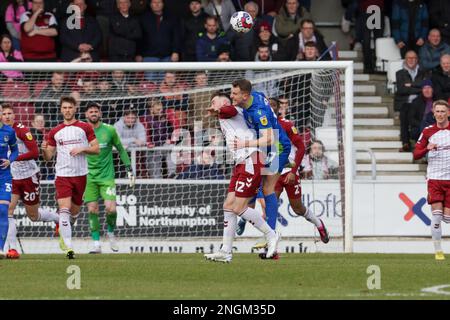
[0,61,353,254]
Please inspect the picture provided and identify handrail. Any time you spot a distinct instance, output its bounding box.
[357,148,377,180]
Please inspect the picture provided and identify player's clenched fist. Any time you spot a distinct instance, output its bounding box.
[41,140,48,150]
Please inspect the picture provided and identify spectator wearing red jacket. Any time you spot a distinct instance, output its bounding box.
[20,0,58,62]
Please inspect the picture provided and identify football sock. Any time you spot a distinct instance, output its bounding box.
[89,212,100,241]
[431,210,442,252]
[60,208,73,249]
[264,193,278,230]
[106,212,117,233]
[0,204,10,251]
[240,207,275,238]
[442,215,450,224]
[222,210,236,253]
[303,208,322,228]
[6,217,17,251]
[38,208,59,223]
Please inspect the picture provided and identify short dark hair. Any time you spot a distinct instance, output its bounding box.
[210,91,231,103]
[232,79,252,94]
[258,44,270,51]
[124,109,137,116]
[60,96,77,107]
[205,15,218,24]
[301,19,315,28]
[85,102,101,112]
[304,41,317,48]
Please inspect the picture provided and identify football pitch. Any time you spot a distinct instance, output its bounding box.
[1,253,450,300]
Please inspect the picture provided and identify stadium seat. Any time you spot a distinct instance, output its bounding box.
[375,37,401,72]
[1,81,34,127]
[387,59,404,93]
[33,80,49,97]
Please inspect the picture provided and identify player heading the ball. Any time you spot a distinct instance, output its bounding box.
[42,96,100,259]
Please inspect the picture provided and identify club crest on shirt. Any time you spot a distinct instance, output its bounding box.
[4,135,8,142]
[26,132,33,141]
[260,116,268,126]
[292,126,298,134]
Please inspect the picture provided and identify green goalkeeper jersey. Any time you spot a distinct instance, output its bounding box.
[87,122,131,181]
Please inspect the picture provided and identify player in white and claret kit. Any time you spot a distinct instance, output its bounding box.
[42,96,99,259]
[1,104,60,259]
[413,100,450,261]
[204,92,280,263]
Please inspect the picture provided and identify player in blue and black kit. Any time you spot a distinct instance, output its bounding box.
[231,79,291,241]
[0,104,18,258]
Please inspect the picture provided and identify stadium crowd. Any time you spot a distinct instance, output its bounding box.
[0,0,447,178]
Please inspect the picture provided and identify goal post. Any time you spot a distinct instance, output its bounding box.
[0,61,354,254]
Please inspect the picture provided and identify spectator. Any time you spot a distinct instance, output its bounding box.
[130,0,148,16]
[196,15,229,62]
[20,0,58,62]
[71,51,93,63]
[109,0,142,62]
[273,0,310,44]
[79,76,97,99]
[110,70,129,96]
[203,0,236,32]
[114,109,147,149]
[428,0,450,45]
[30,112,54,179]
[408,79,434,141]
[36,71,70,127]
[59,0,102,62]
[301,140,337,180]
[291,19,331,61]
[431,54,450,101]
[0,33,24,81]
[189,71,216,129]
[86,0,116,59]
[251,21,293,61]
[245,44,280,97]
[391,0,429,57]
[159,71,189,129]
[5,0,31,51]
[356,0,386,73]
[226,1,259,62]
[181,0,207,62]
[143,98,176,178]
[419,29,450,71]
[44,0,71,22]
[216,43,231,61]
[178,150,224,179]
[300,41,318,61]
[114,109,148,177]
[394,50,427,152]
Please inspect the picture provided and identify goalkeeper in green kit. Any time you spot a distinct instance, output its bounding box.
[84,103,135,253]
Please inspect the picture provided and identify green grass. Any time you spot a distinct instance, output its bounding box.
[1,253,450,299]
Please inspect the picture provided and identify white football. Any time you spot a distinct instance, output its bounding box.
[230,11,253,33]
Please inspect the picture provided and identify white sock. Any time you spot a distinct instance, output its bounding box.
[94,240,100,247]
[38,208,59,223]
[432,210,442,252]
[303,208,322,228]
[6,217,18,251]
[442,215,450,224]
[239,207,275,238]
[59,209,73,249]
[221,210,237,253]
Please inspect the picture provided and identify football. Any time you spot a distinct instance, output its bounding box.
[230,11,254,33]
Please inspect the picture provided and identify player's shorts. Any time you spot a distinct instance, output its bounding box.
[55,175,87,206]
[275,171,302,199]
[264,148,291,174]
[12,173,40,205]
[0,176,13,202]
[427,179,450,208]
[84,178,116,203]
[228,153,263,198]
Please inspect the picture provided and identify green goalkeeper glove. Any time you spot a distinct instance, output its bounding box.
[127,168,136,188]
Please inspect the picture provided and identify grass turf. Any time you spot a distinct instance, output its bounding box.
[1,253,450,299]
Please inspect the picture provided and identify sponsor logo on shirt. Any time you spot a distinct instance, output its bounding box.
[58,138,83,146]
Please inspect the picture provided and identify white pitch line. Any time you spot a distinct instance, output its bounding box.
[421,285,450,296]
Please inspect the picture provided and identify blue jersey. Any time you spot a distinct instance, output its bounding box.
[242,91,291,156]
[0,123,18,182]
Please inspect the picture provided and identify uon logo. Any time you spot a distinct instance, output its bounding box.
[399,192,431,225]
